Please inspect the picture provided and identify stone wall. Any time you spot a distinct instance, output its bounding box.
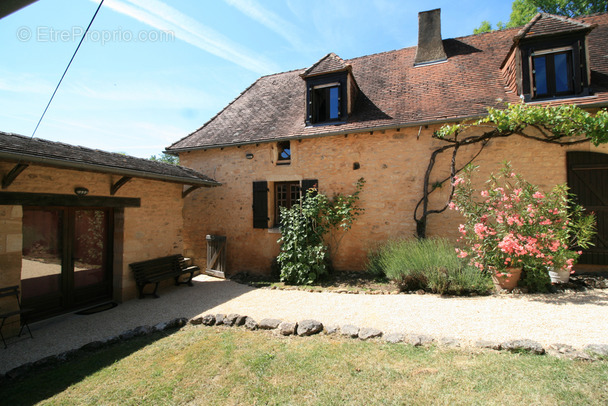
[0,162,187,303]
[179,125,608,275]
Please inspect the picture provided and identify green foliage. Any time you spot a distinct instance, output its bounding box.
[520,266,552,292]
[474,0,608,33]
[277,178,365,285]
[474,20,506,34]
[367,238,493,295]
[435,103,608,146]
[507,0,540,27]
[149,152,179,165]
[474,20,494,34]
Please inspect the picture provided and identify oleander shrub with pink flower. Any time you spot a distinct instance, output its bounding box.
[450,163,595,291]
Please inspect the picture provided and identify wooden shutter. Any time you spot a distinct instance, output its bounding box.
[252,181,269,229]
[301,179,319,200]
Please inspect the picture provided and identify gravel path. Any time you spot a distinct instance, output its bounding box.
[1,275,607,374]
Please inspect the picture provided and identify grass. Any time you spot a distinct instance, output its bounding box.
[2,326,607,405]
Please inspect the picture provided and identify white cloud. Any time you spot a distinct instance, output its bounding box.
[99,0,279,75]
[223,0,305,51]
[0,71,53,94]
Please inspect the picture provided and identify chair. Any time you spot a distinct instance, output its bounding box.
[0,285,33,349]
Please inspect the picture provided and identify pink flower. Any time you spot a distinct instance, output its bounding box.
[456,249,468,258]
[448,202,457,210]
[533,192,545,199]
[452,177,465,186]
[481,190,489,197]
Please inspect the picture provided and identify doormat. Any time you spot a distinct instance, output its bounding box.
[75,302,118,315]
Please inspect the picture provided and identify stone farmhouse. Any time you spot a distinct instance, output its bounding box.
[167,10,608,275]
[2,9,608,335]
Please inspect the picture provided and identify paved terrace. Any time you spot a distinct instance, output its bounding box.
[2,275,608,374]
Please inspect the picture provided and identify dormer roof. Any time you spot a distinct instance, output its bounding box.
[514,12,596,41]
[301,52,351,78]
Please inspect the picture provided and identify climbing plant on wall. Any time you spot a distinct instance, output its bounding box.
[277,178,365,285]
[414,103,608,238]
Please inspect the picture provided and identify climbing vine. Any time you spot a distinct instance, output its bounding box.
[414,103,608,238]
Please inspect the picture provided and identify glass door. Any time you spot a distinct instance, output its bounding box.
[21,207,112,319]
[21,208,65,316]
[72,209,112,305]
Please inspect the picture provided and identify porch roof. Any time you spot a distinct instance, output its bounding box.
[0,131,220,188]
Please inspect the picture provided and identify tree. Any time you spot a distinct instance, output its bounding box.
[414,103,608,238]
[473,0,607,33]
[149,152,179,165]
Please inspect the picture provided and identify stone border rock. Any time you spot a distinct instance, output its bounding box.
[186,314,608,361]
[2,314,607,382]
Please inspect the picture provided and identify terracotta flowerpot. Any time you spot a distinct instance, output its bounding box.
[548,267,571,284]
[492,267,522,291]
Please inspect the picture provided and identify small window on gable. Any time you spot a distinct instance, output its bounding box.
[312,83,340,123]
[531,48,574,99]
[276,141,291,165]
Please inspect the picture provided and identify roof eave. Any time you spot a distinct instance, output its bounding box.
[0,151,221,187]
[166,114,492,153]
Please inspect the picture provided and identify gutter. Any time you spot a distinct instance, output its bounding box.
[0,151,221,187]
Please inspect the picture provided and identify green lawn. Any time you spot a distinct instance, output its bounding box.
[2,326,607,405]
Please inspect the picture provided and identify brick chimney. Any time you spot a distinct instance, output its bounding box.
[414,9,447,66]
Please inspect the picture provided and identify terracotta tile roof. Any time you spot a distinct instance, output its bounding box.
[301,52,351,77]
[167,13,608,151]
[0,131,220,187]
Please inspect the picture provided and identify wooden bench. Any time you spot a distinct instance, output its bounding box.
[129,254,200,299]
[0,285,33,349]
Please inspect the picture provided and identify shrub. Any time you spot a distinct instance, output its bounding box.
[450,162,595,277]
[367,238,492,295]
[277,179,365,285]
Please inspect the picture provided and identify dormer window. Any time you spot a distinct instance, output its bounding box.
[531,48,574,98]
[502,13,595,102]
[312,83,341,123]
[301,52,358,127]
[305,74,347,125]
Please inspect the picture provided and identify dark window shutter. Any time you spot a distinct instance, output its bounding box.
[573,40,582,94]
[252,181,268,229]
[301,179,319,199]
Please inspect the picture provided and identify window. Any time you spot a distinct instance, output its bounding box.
[275,181,300,225]
[312,84,340,123]
[531,48,574,98]
[276,141,291,165]
[252,179,318,229]
[304,72,348,126]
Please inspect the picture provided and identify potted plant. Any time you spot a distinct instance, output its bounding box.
[450,163,595,291]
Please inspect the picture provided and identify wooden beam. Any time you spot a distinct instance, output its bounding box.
[182,185,201,198]
[0,191,140,207]
[111,176,132,195]
[2,163,29,189]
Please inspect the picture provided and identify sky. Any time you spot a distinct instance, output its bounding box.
[0,0,514,158]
